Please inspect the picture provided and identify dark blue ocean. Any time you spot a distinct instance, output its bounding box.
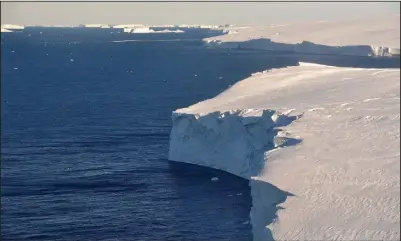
[1,27,301,241]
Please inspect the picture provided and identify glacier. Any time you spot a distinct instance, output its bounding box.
[168,15,400,241]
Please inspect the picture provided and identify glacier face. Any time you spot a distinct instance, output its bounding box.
[169,109,301,240]
[203,38,400,57]
[169,109,300,179]
[168,62,400,240]
[202,15,400,57]
[169,15,400,241]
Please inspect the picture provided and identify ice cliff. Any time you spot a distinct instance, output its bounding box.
[169,109,300,179]
[168,63,400,240]
[169,109,303,240]
[204,15,400,57]
[168,14,400,241]
[203,39,400,57]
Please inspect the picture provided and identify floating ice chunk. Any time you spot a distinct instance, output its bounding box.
[242,221,250,225]
[70,58,75,62]
[237,193,243,196]
[211,177,219,181]
[2,24,24,30]
[13,67,18,70]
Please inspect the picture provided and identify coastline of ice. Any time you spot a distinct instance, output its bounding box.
[169,15,400,241]
[204,15,400,57]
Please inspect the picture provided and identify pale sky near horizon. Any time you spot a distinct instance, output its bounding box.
[1,1,400,25]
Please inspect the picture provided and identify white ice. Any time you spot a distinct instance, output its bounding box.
[169,15,400,241]
[123,27,185,34]
[1,28,13,33]
[1,24,24,30]
[205,15,400,57]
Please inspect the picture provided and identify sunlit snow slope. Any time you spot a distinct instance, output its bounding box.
[169,15,400,241]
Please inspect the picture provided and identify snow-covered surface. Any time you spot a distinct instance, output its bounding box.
[204,15,400,57]
[169,16,400,241]
[170,64,400,240]
[1,24,24,30]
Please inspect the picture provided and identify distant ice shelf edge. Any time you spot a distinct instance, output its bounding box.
[203,39,401,57]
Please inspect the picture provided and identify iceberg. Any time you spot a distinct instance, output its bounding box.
[130,27,153,33]
[83,24,111,28]
[1,28,13,32]
[123,27,185,34]
[113,24,144,29]
[169,15,400,241]
[1,24,24,30]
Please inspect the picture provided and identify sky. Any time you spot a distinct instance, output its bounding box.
[1,1,400,25]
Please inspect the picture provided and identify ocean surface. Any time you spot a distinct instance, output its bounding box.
[1,27,299,241]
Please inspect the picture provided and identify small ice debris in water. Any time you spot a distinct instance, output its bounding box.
[70,58,75,62]
[11,50,15,53]
[227,194,233,197]
[194,74,197,77]
[40,32,43,35]
[242,221,250,225]
[13,67,18,70]
[211,177,219,181]
[218,77,223,79]
[237,193,243,196]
